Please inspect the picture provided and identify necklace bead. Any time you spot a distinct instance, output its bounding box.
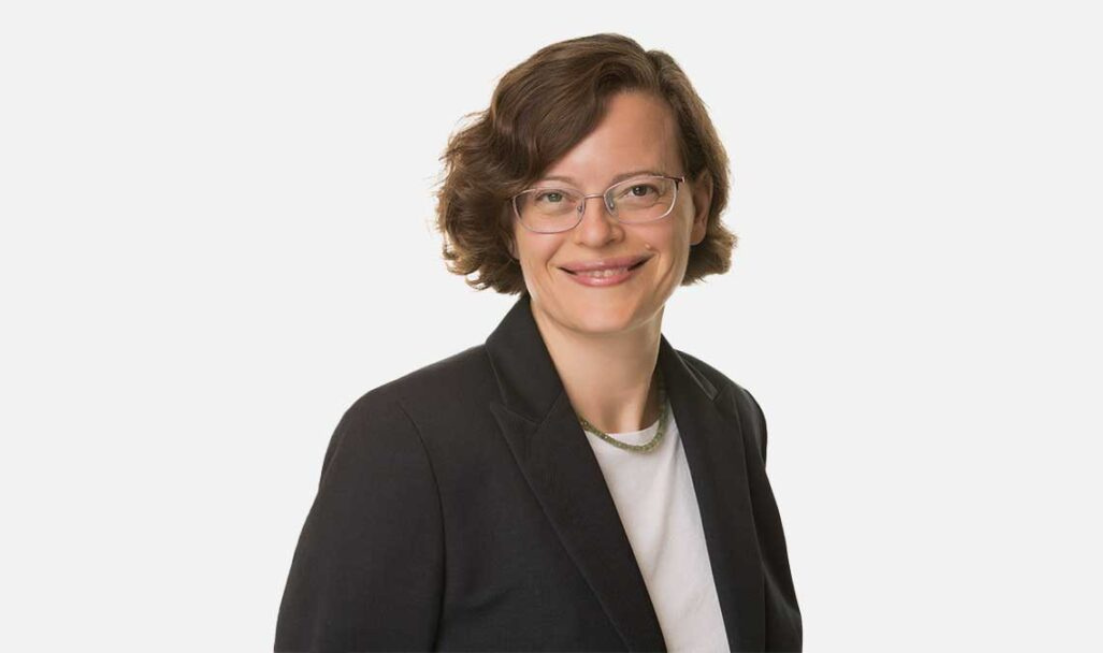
[576,371,666,453]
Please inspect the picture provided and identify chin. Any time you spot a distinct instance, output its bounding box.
[562,304,644,335]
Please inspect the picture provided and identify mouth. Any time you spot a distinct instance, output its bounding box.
[560,256,651,278]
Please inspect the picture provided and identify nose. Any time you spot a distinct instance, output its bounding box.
[573,193,622,247]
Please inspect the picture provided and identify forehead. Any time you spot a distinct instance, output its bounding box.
[539,91,680,185]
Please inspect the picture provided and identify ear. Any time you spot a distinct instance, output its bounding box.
[689,169,713,246]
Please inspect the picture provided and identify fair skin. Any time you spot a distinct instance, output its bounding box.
[509,90,713,434]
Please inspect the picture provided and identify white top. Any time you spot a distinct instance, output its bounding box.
[583,399,731,652]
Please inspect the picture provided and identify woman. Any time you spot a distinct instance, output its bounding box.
[275,33,801,652]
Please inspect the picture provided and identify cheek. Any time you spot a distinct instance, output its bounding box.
[515,233,560,272]
[646,218,688,253]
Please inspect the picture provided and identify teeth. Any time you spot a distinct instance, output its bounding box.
[578,267,629,278]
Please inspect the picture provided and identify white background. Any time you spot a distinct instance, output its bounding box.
[2,1,1100,651]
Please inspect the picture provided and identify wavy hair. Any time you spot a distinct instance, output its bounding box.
[433,33,735,295]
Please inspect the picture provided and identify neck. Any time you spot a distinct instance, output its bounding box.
[530,300,664,434]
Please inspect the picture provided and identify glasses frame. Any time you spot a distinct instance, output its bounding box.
[510,174,686,234]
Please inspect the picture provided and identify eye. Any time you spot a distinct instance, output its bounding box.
[535,190,566,204]
[625,184,658,197]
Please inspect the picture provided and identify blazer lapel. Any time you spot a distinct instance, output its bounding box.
[657,333,767,651]
[485,293,764,652]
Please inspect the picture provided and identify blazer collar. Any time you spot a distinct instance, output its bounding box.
[485,292,765,652]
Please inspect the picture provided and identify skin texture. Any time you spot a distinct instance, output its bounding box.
[510,90,713,434]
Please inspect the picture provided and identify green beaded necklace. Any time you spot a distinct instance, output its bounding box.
[576,370,667,453]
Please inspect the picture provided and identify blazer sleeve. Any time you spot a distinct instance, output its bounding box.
[736,384,803,650]
[274,394,445,652]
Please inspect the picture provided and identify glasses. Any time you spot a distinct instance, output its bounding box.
[511,174,686,234]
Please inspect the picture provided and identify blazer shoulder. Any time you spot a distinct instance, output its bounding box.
[334,344,493,444]
[675,348,769,464]
[343,344,489,411]
[674,347,744,397]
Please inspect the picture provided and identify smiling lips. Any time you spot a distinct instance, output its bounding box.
[560,254,651,274]
[560,255,652,287]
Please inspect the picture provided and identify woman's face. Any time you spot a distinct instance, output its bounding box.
[511,90,712,338]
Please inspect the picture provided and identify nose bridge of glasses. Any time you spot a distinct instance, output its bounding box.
[575,191,616,216]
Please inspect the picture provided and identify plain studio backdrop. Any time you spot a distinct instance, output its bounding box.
[1,1,1100,650]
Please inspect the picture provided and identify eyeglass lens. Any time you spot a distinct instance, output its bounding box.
[515,176,678,233]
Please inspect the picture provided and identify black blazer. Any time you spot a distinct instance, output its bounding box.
[275,293,801,652]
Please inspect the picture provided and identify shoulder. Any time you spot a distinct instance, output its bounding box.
[675,348,769,463]
[326,344,494,461]
[341,343,492,422]
[674,348,758,406]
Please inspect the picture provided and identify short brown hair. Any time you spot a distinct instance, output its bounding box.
[433,33,736,295]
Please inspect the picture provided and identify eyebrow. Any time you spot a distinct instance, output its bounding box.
[537,169,667,186]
